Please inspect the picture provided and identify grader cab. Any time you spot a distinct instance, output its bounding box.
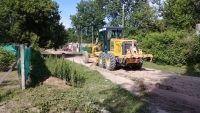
[82,26,153,70]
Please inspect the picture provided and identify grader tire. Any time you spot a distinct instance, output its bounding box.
[105,53,116,71]
[132,58,143,70]
[83,51,89,63]
[132,63,143,70]
[98,52,106,68]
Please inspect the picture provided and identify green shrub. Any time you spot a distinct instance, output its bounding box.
[189,35,200,64]
[85,46,92,53]
[45,55,82,87]
[0,47,15,71]
[185,35,200,73]
[137,31,198,66]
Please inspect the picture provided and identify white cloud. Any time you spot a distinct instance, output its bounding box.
[60,21,71,29]
[63,23,70,29]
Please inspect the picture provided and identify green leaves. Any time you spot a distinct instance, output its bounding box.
[0,0,67,49]
[45,55,83,87]
[71,0,161,37]
[0,47,15,71]
[125,1,158,36]
[140,31,200,66]
[70,0,106,43]
[163,0,200,30]
[66,28,79,42]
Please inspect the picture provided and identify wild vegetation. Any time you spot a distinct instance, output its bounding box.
[30,49,81,87]
[0,47,15,71]
[0,0,67,49]
[1,55,150,113]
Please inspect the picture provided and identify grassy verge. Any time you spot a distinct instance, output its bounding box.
[0,59,150,113]
[143,61,200,77]
[0,70,19,102]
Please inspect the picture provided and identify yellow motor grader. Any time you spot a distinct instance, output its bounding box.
[82,26,153,70]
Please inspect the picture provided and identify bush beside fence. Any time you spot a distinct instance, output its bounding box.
[0,47,15,71]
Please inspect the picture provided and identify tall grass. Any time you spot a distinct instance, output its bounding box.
[30,49,83,87]
[143,61,200,77]
[45,55,82,87]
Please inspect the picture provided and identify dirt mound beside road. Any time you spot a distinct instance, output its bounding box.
[43,76,71,89]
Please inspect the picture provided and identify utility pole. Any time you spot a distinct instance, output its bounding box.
[92,25,93,44]
[20,44,25,90]
[122,4,125,27]
[80,26,82,47]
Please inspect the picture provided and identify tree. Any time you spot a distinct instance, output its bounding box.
[66,28,79,43]
[0,0,67,48]
[97,0,160,35]
[71,0,161,37]
[163,0,200,30]
[125,1,158,36]
[105,0,136,26]
[70,0,106,43]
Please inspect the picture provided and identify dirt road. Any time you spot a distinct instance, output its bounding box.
[46,50,200,113]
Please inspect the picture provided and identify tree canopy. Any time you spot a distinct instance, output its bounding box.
[69,0,200,38]
[70,0,163,40]
[163,0,200,30]
[70,0,106,43]
[1,0,200,47]
[0,0,67,48]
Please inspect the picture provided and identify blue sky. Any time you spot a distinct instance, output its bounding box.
[54,0,81,29]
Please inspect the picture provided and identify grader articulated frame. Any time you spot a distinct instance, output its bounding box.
[82,26,153,70]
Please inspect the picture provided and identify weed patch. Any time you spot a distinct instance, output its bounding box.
[143,61,200,77]
[45,55,85,87]
[1,59,151,113]
[30,49,85,87]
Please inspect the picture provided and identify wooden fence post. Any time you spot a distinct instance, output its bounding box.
[20,44,25,90]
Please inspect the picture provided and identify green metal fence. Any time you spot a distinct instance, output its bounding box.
[0,44,31,89]
[17,46,31,81]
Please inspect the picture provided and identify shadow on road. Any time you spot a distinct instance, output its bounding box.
[141,70,200,113]
[185,64,200,77]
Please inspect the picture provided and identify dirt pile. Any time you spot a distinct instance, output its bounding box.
[43,77,70,89]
